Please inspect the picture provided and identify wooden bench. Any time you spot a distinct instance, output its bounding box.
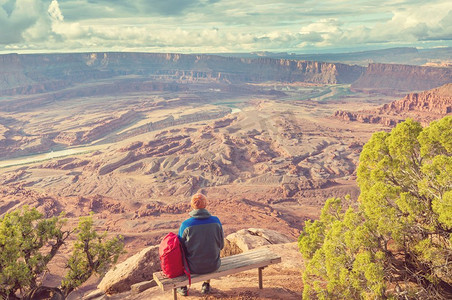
[153,247,282,299]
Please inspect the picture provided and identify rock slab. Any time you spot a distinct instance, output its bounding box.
[97,245,160,294]
[131,280,156,294]
[225,228,292,252]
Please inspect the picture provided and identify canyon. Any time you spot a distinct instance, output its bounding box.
[2,52,452,99]
[0,51,451,298]
[0,53,365,97]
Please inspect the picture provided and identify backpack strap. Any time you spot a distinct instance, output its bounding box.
[180,243,191,287]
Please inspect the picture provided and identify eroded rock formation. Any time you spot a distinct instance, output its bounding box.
[335,83,452,126]
[97,246,160,294]
[378,83,452,115]
[224,228,292,254]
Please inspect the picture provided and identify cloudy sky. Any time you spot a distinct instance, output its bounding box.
[1,0,451,54]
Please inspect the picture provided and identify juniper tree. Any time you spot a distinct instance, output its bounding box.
[0,207,124,299]
[299,116,452,299]
[60,215,124,296]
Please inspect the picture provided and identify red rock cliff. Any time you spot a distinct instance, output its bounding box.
[351,63,452,94]
[378,83,452,115]
[335,83,452,126]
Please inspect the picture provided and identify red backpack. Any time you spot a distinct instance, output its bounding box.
[159,232,191,284]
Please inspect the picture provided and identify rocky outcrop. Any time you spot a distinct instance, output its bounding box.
[114,108,231,142]
[132,202,190,218]
[352,63,452,94]
[279,179,334,197]
[98,152,137,175]
[335,83,452,126]
[82,289,106,300]
[79,110,138,144]
[333,110,400,126]
[223,228,293,254]
[0,134,56,160]
[97,134,195,175]
[97,245,160,294]
[0,53,365,97]
[378,83,452,115]
[53,131,83,145]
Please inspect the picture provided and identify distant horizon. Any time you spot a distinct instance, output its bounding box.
[1,1,451,55]
[1,45,451,57]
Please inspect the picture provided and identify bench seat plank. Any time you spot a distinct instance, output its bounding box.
[153,248,281,291]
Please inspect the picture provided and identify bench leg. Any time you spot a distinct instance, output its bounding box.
[258,267,264,289]
[173,288,177,300]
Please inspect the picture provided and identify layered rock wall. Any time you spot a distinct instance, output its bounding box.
[352,63,452,93]
[0,53,365,96]
[378,83,452,114]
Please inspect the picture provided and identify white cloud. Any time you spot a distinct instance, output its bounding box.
[48,0,63,22]
[300,18,342,35]
[22,13,52,42]
[0,0,450,53]
[291,1,452,50]
[0,0,45,44]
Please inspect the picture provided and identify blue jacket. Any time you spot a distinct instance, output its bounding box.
[178,209,224,274]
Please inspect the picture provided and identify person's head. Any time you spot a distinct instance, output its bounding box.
[191,193,207,210]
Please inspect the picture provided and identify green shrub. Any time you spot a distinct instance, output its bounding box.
[299,117,452,299]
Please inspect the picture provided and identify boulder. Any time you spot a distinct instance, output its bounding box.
[97,245,160,294]
[225,228,292,253]
[258,242,304,271]
[82,289,106,300]
[131,280,155,294]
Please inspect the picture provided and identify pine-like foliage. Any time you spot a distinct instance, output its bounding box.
[299,116,451,299]
[0,207,124,298]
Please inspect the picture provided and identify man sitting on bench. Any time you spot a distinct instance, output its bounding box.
[177,193,224,296]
